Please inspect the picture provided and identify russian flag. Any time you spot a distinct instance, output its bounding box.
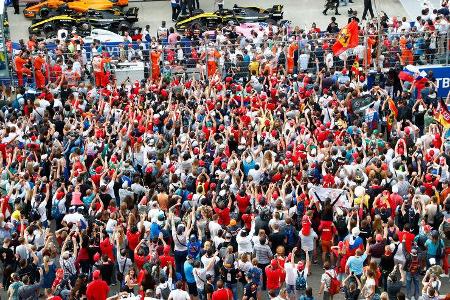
[398,65,427,82]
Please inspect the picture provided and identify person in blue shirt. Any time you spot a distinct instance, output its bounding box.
[187,234,201,259]
[425,230,445,268]
[184,255,198,298]
[346,240,370,277]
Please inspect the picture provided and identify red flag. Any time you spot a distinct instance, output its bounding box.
[332,21,359,56]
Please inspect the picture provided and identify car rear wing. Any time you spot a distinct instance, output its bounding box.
[270,4,283,19]
[125,7,138,16]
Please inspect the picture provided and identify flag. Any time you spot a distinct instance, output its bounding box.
[434,99,450,129]
[398,65,427,82]
[388,98,398,118]
[332,21,359,56]
[387,98,398,132]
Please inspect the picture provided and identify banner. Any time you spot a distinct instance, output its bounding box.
[308,186,351,208]
[351,94,374,114]
[418,65,450,98]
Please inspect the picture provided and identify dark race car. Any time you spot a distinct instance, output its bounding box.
[175,4,283,32]
[28,7,138,37]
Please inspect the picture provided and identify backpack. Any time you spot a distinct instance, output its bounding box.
[30,207,40,221]
[335,215,347,235]
[434,204,444,227]
[325,271,341,295]
[409,256,420,274]
[416,234,428,251]
[295,270,307,290]
[285,225,298,248]
[185,175,196,193]
[160,283,171,299]
[51,200,61,220]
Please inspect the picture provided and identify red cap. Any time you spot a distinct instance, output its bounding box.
[95,166,102,174]
[93,269,101,279]
[221,162,227,170]
[297,261,305,271]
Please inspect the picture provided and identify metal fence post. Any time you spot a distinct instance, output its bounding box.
[446,29,449,66]
[205,42,208,78]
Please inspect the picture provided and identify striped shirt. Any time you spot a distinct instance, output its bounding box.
[253,244,273,265]
[60,256,77,278]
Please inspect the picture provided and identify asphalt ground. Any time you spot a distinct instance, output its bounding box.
[6,0,409,41]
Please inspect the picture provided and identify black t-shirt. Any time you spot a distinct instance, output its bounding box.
[99,193,113,208]
[269,232,286,253]
[221,266,238,284]
[17,262,38,283]
[244,281,258,299]
[344,287,361,300]
[98,262,114,285]
[0,246,15,266]
[204,282,214,298]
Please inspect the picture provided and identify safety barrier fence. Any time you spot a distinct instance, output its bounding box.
[5,28,450,88]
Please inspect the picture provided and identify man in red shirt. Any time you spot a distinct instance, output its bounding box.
[212,198,232,226]
[265,259,284,293]
[318,220,337,265]
[134,240,151,270]
[86,270,109,300]
[159,245,175,269]
[236,189,251,215]
[398,223,415,252]
[127,225,141,254]
[99,233,115,262]
[212,280,233,300]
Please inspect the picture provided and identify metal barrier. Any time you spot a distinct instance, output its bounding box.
[6,27,450,87]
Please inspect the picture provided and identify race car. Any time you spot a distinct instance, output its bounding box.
[28,8,138,37]
[175,4,283,32]
[23,0,128,19]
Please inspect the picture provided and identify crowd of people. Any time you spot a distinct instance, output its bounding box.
[1,0,450,300]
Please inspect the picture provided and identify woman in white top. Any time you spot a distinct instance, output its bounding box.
[362,270,377,300]
[236,220,255,255]
[170,208,193,280]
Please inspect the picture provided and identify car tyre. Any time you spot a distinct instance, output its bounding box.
[118,21,131,32]
[42,23,55,34]
[39,7,49,18]
[266,18,277,25]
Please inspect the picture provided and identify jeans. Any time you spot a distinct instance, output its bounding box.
[197,288,205,300]
[257,263,269,290]
[406,272,420,300]
[174,250,188,280]
[225,283,238,300]
[340,0,348,5]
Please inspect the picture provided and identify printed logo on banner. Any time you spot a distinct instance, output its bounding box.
[419,66,450,98]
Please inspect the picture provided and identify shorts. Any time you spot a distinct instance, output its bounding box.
[322,240,332,252]
[187,282,198,296]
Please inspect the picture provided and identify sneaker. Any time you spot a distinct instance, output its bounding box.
[335,12,341,15]
[322,10,327,15]
[440,273,449,278]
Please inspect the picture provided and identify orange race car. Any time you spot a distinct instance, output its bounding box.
[23,0,128,18]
